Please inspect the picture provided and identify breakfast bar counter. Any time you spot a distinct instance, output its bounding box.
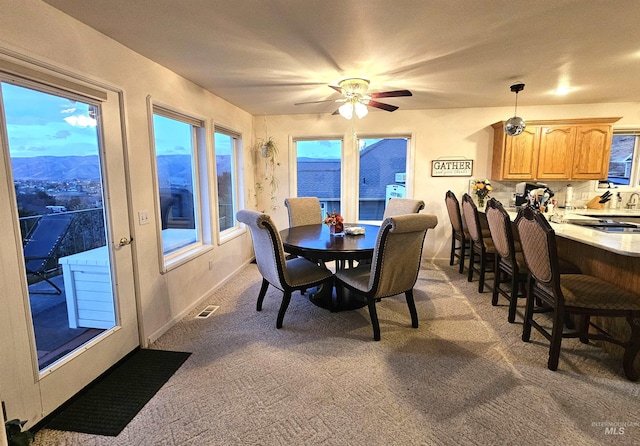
[505,210,640,257]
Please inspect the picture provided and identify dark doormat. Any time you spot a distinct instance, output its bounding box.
[45,348,191,436]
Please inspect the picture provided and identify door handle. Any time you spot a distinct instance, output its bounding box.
[118,237,133,247]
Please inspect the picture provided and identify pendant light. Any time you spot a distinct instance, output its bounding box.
[504,83,526,136]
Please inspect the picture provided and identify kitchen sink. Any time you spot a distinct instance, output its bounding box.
[567,219,640,233]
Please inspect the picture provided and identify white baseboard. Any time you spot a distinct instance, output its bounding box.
[145,258,254,345]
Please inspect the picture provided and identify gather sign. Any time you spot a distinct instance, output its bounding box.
[431,158,473,177]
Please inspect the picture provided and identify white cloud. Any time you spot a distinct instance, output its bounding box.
[64,114,97,128]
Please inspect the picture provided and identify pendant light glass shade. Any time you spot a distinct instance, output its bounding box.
[504,83,526,136]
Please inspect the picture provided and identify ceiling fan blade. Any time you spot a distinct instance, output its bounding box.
[367,100,399,112]
[369,90,412,98]
[329,85,343,94]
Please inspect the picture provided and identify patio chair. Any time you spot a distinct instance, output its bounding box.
[334,213,438,341]
[236,209,333,329]
[23,213,73,294]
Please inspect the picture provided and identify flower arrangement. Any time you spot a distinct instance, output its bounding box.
[324,210,344,234]
[471,179,492,207]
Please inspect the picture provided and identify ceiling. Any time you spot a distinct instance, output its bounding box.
[43,0,640,116]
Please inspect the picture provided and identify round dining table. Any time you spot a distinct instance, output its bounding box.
[279,223,381,311]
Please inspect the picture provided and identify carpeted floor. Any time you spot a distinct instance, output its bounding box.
[33,260,640,445]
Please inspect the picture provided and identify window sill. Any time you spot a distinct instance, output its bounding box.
[162,244,213,273]
[218,226,245,245]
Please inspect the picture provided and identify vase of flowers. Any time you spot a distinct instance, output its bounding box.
[471,179,492,209]
[324,210,344,234]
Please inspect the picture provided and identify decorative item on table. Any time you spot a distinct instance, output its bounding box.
[471,179,492,209]
[344,226,365,235]
[324,210,344,235]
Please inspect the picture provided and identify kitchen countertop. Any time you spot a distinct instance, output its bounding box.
[503,208,640,257]
[567,208,640,217]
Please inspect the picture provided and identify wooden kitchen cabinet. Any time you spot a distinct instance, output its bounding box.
[490,123,538,179]
[491,117,620,181]
[572,124,614,179]
[536,125,576,179]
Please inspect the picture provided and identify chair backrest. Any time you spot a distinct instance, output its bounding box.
[23,213,73,272]
[445,190,464,235]
[382,198,425,219]
[485,198,518,265]
[461,193,485,245]
[514,206,562,297]
[284,197,322,227]
[367,213,438,298]
[236,209,288,290]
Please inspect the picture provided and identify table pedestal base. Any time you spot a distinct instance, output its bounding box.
[305,280,367,312]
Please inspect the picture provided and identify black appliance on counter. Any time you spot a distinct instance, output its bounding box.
[515,182,548,207]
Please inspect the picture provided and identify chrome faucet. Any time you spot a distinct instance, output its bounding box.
[627,193,640,209]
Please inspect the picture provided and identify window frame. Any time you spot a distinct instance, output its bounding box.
[149,101,212,272]
[596,127,640,192]
[214,125,243,243]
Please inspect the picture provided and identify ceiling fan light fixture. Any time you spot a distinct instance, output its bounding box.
[354,101,368,119]
[504,82,526,136]
[339,78,370,96]
[338,102,354,119]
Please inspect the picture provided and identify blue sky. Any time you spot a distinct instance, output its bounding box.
[2,82,100,158]
[3,81,376,160]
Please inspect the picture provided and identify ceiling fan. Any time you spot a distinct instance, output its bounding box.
[295,78,412,119]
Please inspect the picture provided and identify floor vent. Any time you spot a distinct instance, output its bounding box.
[196,305,219,319]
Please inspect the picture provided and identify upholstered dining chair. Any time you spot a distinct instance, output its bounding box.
[485,198,528,323]
[382,198,425,219]
[334,213,438,341]
[284,197,323,227]
[515,206,640,381]
[444,191,470,274]
[237,209,333,329]
[461,193,496,293]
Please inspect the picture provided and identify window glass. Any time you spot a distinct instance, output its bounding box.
[295,139,342,216]
[214,130,239,232]
[358,137,409,220]
[1,81,114,369]
[607,134,638,186]
[152,111,200,256]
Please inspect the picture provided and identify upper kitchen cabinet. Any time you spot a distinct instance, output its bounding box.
[572,124,616,179]
[537,124,576,179]
[491,124,538,180]
[491,117,620,181]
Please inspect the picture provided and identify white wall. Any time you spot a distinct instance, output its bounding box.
[0,0,256,423]
[258,104,640,259]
